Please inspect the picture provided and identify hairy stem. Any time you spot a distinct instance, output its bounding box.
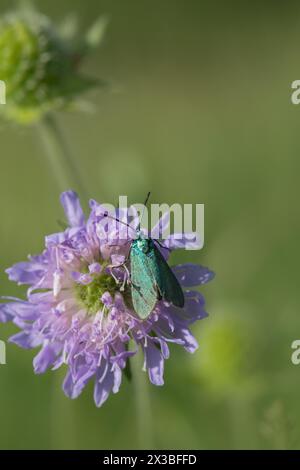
[38,114,89,202]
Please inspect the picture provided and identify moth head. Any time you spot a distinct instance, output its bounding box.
[136,238,150,253]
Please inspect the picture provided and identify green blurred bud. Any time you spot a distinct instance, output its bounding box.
[192,304,259,397]
[0,8,105,124]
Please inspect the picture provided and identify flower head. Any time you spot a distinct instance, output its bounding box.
[0,191,214,407]
[0,6,106,123]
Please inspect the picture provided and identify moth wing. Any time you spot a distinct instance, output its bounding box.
[130,247,158,319]
[151,243,185,308]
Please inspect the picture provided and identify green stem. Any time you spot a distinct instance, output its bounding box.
[131,350,154,449]
[38,114,89,202]
[50,370,77,450]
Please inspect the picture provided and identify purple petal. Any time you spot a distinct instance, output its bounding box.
[152,316,185,346]
[0,303,15,322]
[60,191,85,228]
[173,326,198,353]
[112,365,122,393]
[89,199,99,210]
[89,262,102,274]
[6,262,45,285]
[143,341,164,386]
[9,331,42,349]
[110,349,136,368]
[28,291,54,304]
[72,272,93,285]
[155,338,170,359]
[164,233,202,250]
[63,370,90,399]
[93,362,115,407]
[173,263,215,287]
[0,301,40,321]
[45,232,68,246]
[52,355,65,370]
[63,371,77,398]
[33,343,60,374]
[18,307,41,321]
[183,290,208,321]
[101,292,113,307]
[110,254,125,266]
[63,356,96,399]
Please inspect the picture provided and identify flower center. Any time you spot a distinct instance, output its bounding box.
[75,272,131,314]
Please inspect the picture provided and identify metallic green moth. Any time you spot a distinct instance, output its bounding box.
[130,235,185,320]
[103,193,185,319]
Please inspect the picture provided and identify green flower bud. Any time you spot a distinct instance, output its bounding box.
[191,304,260,397]
[0,8,104,123]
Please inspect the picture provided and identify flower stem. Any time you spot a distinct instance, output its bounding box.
[38,114,89,202]
[50,370,77,450]
[131,351,154,449]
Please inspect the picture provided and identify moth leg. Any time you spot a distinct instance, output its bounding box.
[109,257,132,291]
[120,263,131,291]
[110,265,121,285]
[121,247,132,286]
[154,283,163,301]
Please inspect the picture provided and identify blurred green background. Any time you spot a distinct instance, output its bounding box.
[0,0,300,450]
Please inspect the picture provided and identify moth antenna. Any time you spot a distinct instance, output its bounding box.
[138,191,151,232]
[103,212,134,231]
[143,191,151,208]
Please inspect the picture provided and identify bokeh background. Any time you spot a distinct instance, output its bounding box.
[0,0,299,450]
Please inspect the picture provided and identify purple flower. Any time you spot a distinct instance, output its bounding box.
[0,191,214,407]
